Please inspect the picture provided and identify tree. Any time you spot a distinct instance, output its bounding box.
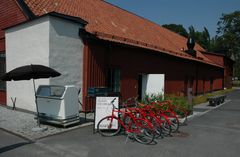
[188,26,211,51]
[162,24,211,51]
[200,27,211,50]
[188,25,195,38]
[162,24,188,38]
[217,11,240,58]
[162,24,211,50]
[216,11,240,77]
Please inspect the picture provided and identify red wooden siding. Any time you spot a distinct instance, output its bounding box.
[224,58,234,88]
[202,52,233,88]
[203,53,224,66]
[82,41,224,111]
[82,42,107,112]
[0,90,6,105]
[0,38,5,52]
[197,63,223,94]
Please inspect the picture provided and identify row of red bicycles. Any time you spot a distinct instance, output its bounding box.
[97,97,190,145]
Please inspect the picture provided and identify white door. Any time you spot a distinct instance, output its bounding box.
[142,74,165,99]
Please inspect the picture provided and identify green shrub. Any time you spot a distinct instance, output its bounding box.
[233,80,240,87]
[141,94,191,116]
[140,93,164,104]
[193,88,234,105]
[164,94,191,116]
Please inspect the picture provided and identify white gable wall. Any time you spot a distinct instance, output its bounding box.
[6,16,50,111]
[5,15,84,112]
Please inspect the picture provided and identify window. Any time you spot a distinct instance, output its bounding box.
[0,53,6,90]
[107,68,120,92]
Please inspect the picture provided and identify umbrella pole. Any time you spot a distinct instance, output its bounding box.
[33,79,40,127]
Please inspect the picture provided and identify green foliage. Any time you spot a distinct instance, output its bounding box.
[162,24,188,38]
[140,93,164,104]
[193,88,234,105]
[188,26,195,38]
[164,94,190,112]
[141,94,191,115]
[232,80,240,87]
[163,24,211,51]
[163,10,240,77]
[188,26,211,51]
[216,11,240,78]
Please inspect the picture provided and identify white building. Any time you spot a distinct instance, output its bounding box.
[5,13,86,111]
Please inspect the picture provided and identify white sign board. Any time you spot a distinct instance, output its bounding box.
[142,74,165,98]
[95,97,119,129]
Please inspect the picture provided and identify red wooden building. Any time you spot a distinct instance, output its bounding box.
[0,0,233,111]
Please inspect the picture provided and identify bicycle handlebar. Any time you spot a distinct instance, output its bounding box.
[111,98,116,104]
[110,98,118,109]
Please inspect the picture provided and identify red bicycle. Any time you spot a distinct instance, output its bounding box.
[121,97,173,137]
[156,100,189,125]
[97,98,156,145]
[137,104,173,136]
[149,101,180,133]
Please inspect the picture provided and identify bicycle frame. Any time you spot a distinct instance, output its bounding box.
[109,105,154,134]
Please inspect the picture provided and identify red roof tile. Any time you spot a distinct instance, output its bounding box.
[24,0,222,68]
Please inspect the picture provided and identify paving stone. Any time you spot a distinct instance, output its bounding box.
[0,106,93,140]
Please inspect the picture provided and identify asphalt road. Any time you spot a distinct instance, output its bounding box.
[1,89,240,157]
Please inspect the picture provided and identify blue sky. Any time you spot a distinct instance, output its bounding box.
[105,0,240,37]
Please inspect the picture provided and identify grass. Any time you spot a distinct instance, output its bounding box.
[233,80,240,87]
[193,88,234,105]
[140,88,234,114]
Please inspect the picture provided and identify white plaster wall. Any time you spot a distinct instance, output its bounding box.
[49,16,84,106]
[5,16,50,111]
[5,15,84,112]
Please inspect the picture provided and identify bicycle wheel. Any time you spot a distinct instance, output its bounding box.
[97,116,121,137]
[178,114,188,126]
[133,118,156,145]
[169,116,179,133]
[162,111,179,133]
[159,115,172,136]
[145,115,162,139]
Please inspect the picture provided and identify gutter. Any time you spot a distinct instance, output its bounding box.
[91,31,224,69]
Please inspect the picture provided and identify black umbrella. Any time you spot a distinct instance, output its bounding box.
[1,64,61,81]
[0,64,61,127]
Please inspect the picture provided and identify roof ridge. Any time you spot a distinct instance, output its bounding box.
[102,0,198,53]
[102,0,205,51]
[102,1,168,32]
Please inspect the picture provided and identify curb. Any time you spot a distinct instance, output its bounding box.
[188,99,231,121]
[0,127,34,142]
[36,122,94,140]
[0,121,94,141]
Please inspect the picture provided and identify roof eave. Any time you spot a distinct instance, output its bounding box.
[48,12,88,26]
[3,11,88,31]
[91,32,224,69]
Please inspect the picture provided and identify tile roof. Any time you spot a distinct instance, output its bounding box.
[23,0,222,68]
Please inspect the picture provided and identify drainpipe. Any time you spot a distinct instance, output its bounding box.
[195,63,199,96]
[222,61,225,89]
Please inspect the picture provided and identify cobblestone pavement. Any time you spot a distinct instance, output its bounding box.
[0,106,93,141]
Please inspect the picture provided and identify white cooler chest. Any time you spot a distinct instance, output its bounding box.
[36,85,80,127]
